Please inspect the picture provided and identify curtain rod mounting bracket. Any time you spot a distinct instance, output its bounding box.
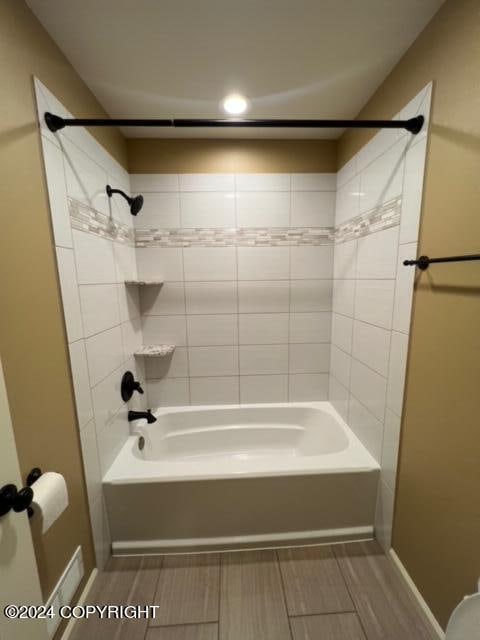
[44,112,66,132]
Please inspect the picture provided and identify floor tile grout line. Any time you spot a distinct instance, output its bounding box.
[148,551,221,629]
[287,609,357,619]
[275,549,295,640]
[146,620,219,630]
[277,546,360,620]
[332,544,370,640]
[146,555,165,631]
[217,551,224,640]
[115,558,148,640]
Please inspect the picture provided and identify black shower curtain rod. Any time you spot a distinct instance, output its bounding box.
[44,112,424,134]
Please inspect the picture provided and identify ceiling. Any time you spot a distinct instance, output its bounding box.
[27,0,443,139]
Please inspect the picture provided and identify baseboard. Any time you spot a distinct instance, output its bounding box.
[112,525,374,555]
[389,549,445,640]
[60,568,98,640]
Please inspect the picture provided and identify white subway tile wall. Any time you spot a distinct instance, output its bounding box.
[328,83,432,551]
[132,170,336,404]
[35,79,145,569]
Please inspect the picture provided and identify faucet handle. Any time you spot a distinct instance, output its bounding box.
[121,371,144,402]
[133,380,144,394]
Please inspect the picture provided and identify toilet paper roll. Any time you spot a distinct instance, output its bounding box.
[31,472,69,534]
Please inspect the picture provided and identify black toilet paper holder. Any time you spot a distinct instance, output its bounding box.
[26,467,42,487]
[26,468,42,518]
[0,468,41,519]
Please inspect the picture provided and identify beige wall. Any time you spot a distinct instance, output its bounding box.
[0,0,127,601]
[339,0,480,628]
[127,138,336,173]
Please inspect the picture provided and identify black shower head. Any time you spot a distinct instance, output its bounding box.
[106,184,144,216]
[129,194,144,216]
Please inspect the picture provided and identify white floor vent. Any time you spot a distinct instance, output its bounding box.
[45,546,84,638]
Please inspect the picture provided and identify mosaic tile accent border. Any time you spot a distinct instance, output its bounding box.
[334,197,401,244]
[134,227,334,248]
[69,198,135,245]
[70,194,402,248]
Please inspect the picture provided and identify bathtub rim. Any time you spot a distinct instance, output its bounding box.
[103,401,380,485]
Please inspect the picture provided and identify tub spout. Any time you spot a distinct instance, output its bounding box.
[128,409,157,424]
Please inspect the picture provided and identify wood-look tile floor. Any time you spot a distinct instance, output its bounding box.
[71,540,436,640]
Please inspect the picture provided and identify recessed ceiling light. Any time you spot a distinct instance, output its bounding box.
[221,93,249,116]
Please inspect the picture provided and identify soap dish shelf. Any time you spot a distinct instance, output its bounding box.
[134,345,175,357]
[124,279,164,285]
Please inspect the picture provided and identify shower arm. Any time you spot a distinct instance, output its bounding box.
[106,185,129,200]
[44,112,425,134]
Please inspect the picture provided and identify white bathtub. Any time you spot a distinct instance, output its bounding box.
[104,402,380,554]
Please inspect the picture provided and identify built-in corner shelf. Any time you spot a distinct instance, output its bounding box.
[134,345,176,357]
[124,279,164,286]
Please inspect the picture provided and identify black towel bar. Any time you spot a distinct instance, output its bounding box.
[403,253,480,270]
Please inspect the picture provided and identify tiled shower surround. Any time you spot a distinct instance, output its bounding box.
[132,172,336,406]
[35,79,146,568]
[330,84,431,549]
[35,78,430,563]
